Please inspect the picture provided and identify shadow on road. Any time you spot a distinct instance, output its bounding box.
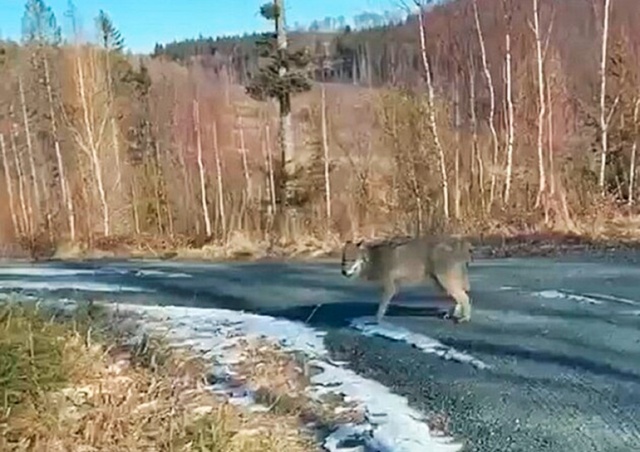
[257,301,450,329]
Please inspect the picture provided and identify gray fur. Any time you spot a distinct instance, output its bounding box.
[341,235,473,323]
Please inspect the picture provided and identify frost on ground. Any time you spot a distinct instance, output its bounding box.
[108,303,463,452]
[350,318,490,371]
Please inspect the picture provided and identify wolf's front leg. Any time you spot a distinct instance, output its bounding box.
[376,280,397,323]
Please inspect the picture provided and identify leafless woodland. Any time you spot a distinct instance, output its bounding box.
[2,0,640,257]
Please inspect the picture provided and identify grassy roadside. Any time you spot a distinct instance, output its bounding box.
[0,299,320,452]
[8,213,640,262]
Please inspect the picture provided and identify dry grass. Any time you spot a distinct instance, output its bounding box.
[233,339,365,429]
[0,301,317,452]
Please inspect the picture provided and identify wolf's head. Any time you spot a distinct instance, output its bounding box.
[341,240,368,278]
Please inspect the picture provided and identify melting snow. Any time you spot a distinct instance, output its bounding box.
[0,267,96,277]
[109,303,463,452]
[535,290,604,305]
[133,269,192,279]
[0,279,150,293]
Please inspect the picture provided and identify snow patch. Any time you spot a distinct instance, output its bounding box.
[133,269,192,279]
[581,292,640,306]
[0,279,150,293]
[0,266,96,277]
[350,318,490,370]
[109,303,462,452]
[534,290,604,305]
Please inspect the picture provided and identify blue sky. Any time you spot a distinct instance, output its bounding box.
[0,0,399,53]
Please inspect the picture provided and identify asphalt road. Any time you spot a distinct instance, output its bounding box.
[1,253,640,452]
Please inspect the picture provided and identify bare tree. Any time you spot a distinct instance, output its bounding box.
[321,83,332,229]
[18,76,41,219]
[0,134,20,236]
[531,0,547,207]
[629,97,640,205]
[413,0,450,220]
[598,0,613,192]
[468,53,484,209]
[503,0,515,204]
[212,120,226,241]
[43,56,76,241]
[453,72,462,219]
[74,50,110,236]
[193,99,212,238]
[10,129,30,235]
[472,0,499,208]
[237,118,252,201]
[265,123,277,217]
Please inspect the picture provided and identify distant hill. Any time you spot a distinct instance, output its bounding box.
[151,11,421,88]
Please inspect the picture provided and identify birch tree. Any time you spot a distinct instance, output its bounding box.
[503,0,515,204]
[193,99,212,237]
[598,0,613,192]
[472,0,499,208]
[411,0,450,220]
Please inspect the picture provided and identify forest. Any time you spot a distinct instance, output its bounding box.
[1,0,640,259]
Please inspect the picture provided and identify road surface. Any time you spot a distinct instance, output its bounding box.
[1,253,640,452]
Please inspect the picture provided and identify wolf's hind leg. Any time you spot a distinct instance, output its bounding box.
[376,280,397,323]
[435,265,472,322]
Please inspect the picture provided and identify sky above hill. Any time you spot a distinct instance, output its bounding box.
[0,0,400,54]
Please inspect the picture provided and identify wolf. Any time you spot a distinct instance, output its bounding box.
[341,235,473,323]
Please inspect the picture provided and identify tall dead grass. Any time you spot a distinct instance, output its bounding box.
[0,301,316,452]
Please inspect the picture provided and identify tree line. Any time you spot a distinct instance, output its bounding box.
[1,0,640,257]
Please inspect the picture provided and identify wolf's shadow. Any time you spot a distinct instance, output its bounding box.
[258,296,450,329]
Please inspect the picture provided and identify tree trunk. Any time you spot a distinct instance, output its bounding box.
[532,0,547,207]
[0,134,20,237]
[193,99,212,238]
[468,55,485,210]
[265,123,277,217]
[212,120,226,242]
[416,0,449,221]
[321,84,332,230]
[274,0,295,204]
[629,98,640,205]
[238,120,252,201]
[453,73,461,219]
[503,1,515,205]
[598,0,613,192]
[10,130,31,236]
[18,76,41,221]
[547,75,555,196]
[43,56,76,241]
[76,53,110,236]
[472,0,500,209]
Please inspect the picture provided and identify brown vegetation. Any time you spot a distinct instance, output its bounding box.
[0,301,318,451]
[2,0,640,261]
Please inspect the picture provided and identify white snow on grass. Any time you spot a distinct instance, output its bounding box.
[109,303,463,452]
[0,279,151,293]
[350,318,490,371]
